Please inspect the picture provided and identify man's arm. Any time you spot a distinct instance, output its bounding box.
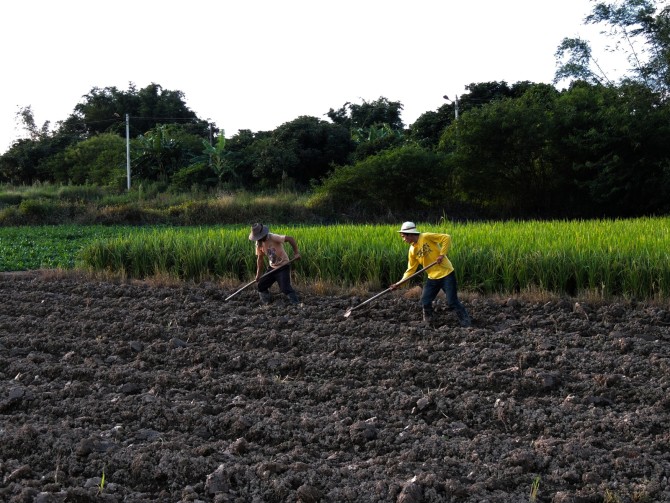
[284,235,301,260]
[255,253,265,280]
[425,232,451,264]
[390,252,419,289]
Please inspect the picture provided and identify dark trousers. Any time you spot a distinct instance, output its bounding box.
[421,271,467,315]
[258,265,296,297]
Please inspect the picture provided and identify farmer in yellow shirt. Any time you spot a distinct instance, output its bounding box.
[391,221,471,327]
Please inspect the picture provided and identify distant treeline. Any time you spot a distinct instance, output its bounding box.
[3,1,669,220]
[1,78,669,221]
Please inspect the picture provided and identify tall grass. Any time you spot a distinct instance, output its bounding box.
[454,218,670,299]
[0,183,321,226]
[78,218,670,299]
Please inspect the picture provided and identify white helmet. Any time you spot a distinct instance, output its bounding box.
[398,221,420,234]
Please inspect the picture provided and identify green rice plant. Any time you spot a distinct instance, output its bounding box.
[603,488,622,503]
[5,217,669,300]
[98,467,106,494]
[74,218,670,299]
[529,475,540,502]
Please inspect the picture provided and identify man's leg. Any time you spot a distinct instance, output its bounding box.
[421,278,441,323]
[276,266,300,304]
[443,272,471,327]
[257,271,276,304]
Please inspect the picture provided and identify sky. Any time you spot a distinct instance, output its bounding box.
[0,0,626,154]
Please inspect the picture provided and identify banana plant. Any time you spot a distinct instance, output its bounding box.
[201,132,237,184]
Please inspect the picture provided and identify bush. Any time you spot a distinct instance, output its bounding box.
[307,145,452,217]
[0,193,23,208]
[19,199,57,218]
[170,162,217,192]
[56,185,107,202]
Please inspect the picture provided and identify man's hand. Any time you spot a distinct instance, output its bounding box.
[389,283,399,291]
[293,252,301,261]
[436,255,444,264]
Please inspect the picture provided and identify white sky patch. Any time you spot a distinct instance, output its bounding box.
[0,0,630,153]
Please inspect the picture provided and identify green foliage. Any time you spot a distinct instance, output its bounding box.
[441,84,561,216]
[2,72,670,220]
[0,183,319,226]
[251,116,354,189]
[55,185,108,202]
[440,81,670,217]
[409,81,534,150]
[18,199,58,220]
[220,129,267,189]
[351,123,405,161]
[408,105,454,149]
[0,139,47,185]
[98,468,106,495]
[530,476,540,502]
[133,124,186,182]
[0,191,23,207]
[201,133,232,184]
[0,225,129,271]
[70,82,210,138]
[170,162,217,192]
[308,145,450,216]
[553,81,670,215]
[74,217,670,299]
[555,0,670,93]
[60,133,126,185]
[327,97,404,130]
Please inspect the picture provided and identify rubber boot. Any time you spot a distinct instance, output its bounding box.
[457,307,472,328]
[287,292,300,305]
[422,308,434,326]
[259,291,273,305]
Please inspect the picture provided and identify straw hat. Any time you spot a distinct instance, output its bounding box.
[249,223,269,241]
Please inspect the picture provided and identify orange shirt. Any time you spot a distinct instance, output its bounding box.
[256,233,290,268]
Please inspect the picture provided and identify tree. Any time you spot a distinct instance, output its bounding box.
[409,104,454,149]
[222,129,271,189]
[251,116,354,189]
[327,97,404,131]
[133,124,202,182]
[59,134,127,186]
[555,0,670,94]
[200,133,236,186]
[351,123,405,161]
[308,145,450,216]
[0,139,41,184]
[65,82,211,139]
[15,106,50,141]
[410,82,533,150]
[553,81,670,215]
[439,84,563,216]
[0,126,81,185]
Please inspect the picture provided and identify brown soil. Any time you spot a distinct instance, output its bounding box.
[1,271,669,503]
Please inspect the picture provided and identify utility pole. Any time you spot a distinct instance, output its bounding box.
[443,94,459,120]
[125,113,131,190]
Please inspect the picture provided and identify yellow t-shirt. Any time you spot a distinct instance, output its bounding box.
[401,232,454,281]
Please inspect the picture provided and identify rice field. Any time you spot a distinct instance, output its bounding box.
[74,218,670,299]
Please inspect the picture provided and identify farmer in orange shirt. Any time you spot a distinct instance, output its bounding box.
[249,223,301,305]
